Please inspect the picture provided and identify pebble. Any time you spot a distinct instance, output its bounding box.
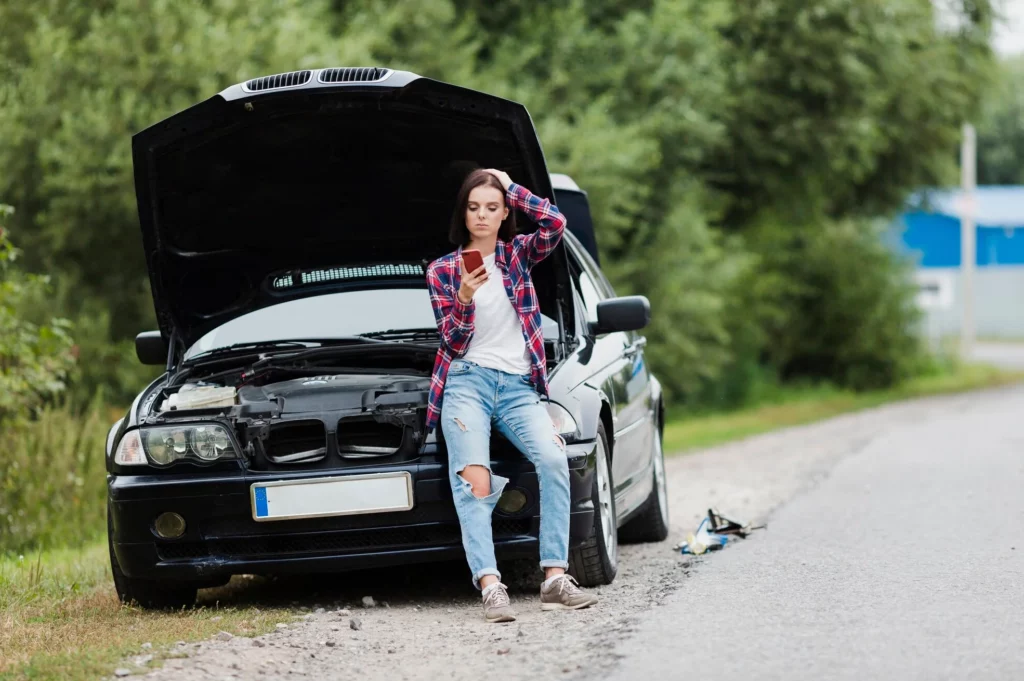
[136,654,153,665]
[497,647,511,655]
[211,615,223,622]
[114,670,132,678]
[275,623,288,631]
[350,618,363,631]
[141,642,152,650]
[315,607,325,614]
[388,648,396,654]
[335,609,351,617]
[325,640,336,647]
[361,596,376,608]
[217,631,234,641]
[253,639,266,647]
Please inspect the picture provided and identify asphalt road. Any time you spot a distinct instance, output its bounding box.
[607,384,1024,681]
[120,384,1024,681]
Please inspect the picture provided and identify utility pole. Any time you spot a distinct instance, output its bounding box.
[960,123,976,358]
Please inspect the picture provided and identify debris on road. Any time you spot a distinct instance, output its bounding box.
[676,508,766,555]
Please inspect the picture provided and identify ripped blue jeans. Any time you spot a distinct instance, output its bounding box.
[440,358,570,589]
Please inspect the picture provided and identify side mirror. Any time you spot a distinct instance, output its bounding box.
[592,296,650,335]
[135,331,169,366]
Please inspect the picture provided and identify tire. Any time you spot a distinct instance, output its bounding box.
[107,508,197,610]
[619,420,670,544]
[568,422,618,587]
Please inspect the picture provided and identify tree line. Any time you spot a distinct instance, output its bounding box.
[0,0,999,411]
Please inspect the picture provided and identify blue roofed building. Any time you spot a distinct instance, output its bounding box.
[896,186,1024,339]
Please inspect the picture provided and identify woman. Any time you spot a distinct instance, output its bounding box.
[425,168,599,623]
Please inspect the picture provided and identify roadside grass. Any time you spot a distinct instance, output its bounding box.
[0,544,295,680]
[663,362,1024,454]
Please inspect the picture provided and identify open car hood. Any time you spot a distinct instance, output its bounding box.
[132,68,554,349]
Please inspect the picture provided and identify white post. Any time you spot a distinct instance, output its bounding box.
[960,123,976,358]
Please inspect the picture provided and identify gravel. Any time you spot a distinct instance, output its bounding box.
[123,389,984,681]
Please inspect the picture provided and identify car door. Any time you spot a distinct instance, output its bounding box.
[573,244,655,514]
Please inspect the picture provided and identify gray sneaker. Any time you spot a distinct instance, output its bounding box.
[482,582,517,623]
[540,574,599,611]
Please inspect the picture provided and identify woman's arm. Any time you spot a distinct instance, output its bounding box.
[507,182,567,267]
[482,169,567,268]
[426,261,474,355]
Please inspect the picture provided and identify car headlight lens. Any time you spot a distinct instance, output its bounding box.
[139,424,238,466]
[544,401,578,436]
[190,425,233,460]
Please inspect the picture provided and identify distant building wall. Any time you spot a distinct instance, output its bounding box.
[914,267,1024,339]
[896,190,1024,339]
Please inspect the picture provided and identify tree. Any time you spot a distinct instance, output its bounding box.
[977,56,1024,185]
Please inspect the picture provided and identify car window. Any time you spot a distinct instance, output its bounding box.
[576,268,604,325]
[572,235,616,298]
[184,288,559,360]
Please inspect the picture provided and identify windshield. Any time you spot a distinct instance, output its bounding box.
[184,288,559,360]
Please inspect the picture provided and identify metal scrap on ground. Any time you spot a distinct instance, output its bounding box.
[675,509,766,555]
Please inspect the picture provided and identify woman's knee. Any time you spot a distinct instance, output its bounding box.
[535,439,568,474]
[457,464,492,498]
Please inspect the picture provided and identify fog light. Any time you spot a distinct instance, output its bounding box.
[497,489,528,514]
[154,512,186,538]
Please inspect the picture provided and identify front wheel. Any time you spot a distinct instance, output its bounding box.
[108,508,197,610]
[568,422,618,586]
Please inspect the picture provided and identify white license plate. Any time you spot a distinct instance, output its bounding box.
[250,472,413,522]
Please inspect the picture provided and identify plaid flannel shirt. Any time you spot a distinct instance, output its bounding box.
[424,182,566,431]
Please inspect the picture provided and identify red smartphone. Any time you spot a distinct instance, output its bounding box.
[461,248,484,273]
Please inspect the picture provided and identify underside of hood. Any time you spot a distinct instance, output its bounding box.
[132,68,555,348]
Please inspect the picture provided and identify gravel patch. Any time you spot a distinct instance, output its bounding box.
[121,389,988,681]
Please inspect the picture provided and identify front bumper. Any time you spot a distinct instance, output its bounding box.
[109,442,596,580]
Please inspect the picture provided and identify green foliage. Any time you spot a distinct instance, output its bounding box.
[0,400,110,554]
[0,205,76,421]
[0,0,996,415]
[747,217,925,391]
[977,55,1024,184]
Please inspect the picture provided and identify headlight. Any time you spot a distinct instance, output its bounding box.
[139,424,239,466]
[544,401,578,436]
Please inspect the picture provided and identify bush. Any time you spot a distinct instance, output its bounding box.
[747,217,925,391]
[0,205,76,421]
[0,400,110,554]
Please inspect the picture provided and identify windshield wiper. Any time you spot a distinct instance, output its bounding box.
[359,328,440,342]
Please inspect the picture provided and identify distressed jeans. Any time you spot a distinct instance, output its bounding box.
[440,358,570,589]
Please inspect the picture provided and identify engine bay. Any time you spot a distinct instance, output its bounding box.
[146,369,432,470]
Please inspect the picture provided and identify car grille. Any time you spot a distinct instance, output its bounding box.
[318,67,389,83]
[156,518,532,561]
[244,70,312,92]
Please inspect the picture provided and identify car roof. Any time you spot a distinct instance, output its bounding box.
[550,173,583,193]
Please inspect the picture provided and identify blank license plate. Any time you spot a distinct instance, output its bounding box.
[250,472,413,522]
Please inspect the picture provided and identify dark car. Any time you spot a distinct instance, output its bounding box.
[107,67,669,609]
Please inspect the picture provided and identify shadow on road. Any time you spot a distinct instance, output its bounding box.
[196,558,543,611]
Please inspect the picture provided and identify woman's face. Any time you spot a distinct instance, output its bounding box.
[464,184,508,242]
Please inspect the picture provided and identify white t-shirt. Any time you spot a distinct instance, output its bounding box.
[462,253,532,375]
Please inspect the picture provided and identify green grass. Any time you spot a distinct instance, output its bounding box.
[0,543,300,680]
[663,363,1024,454]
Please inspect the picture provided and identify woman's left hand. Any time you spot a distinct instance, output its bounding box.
[482,168,513,190]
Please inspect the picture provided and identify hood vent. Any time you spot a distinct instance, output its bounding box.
[319,67,389,84]
[244,70,312,92]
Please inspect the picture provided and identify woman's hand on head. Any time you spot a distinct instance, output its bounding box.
[482,169,513,191]
[458,262,489,304]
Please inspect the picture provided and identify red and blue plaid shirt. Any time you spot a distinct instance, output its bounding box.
[425,182,567,431]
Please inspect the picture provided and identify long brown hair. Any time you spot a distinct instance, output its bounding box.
[448,169,517,246]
